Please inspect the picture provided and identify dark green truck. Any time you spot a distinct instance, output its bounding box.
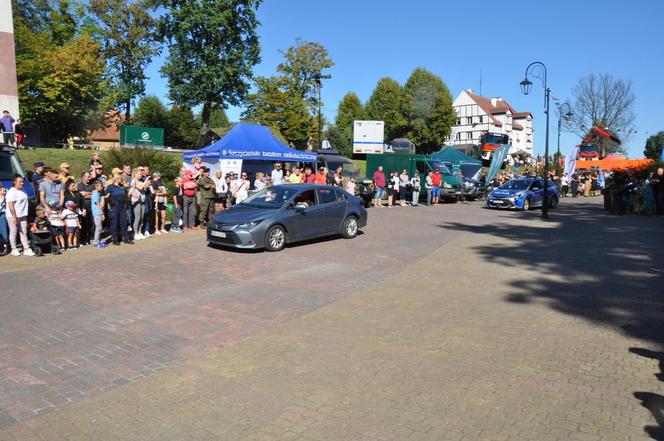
[365,153,462,202]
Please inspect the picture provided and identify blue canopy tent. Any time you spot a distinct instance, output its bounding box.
[183,123,317,163]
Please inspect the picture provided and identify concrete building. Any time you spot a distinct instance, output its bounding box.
[448,90,533,155]
[0,0,20,120]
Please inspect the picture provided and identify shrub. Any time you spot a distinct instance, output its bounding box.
[102,148,181,184]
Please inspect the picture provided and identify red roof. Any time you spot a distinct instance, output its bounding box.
[89,111,126,142]
[465,92,531,127]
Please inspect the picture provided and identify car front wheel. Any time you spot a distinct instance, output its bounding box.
[341,216,358,239]
[265,225,286,252]
[521,198,530,211]
[549,195,559,208]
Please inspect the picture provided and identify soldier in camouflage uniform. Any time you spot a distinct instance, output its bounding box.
[197,167,216,227]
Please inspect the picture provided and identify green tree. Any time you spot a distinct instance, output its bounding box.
[89,0,160,121]
[331,92,365,156]
[403,68,456,154]
[243,39,333,148]
[133,95,170,129]
[159,0,261,146]
[365,77,407,142]
[644,131,664,160]
[166,105,198,148]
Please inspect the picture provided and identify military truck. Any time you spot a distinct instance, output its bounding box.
[365,153,462,202]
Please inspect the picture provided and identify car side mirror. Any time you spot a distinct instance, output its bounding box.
[294,202,308,212]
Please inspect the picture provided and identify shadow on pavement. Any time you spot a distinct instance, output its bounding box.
[440,200,664,439]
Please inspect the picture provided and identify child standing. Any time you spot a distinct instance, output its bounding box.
[345,176,356,195]
[48,201,66,252]
[62,200,81,250]
[91,181,105,247]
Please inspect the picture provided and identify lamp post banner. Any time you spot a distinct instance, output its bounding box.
[486,144,510,184]
[564,146,579,176]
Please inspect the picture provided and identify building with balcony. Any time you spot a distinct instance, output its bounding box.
[447,90,533,155]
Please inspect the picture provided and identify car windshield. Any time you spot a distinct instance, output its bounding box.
[430,161,452,176]
[240,187,299,209]
[0,151,26,181]
[482,134,509,145]
[327,161,358,176]
[500,180,531,190]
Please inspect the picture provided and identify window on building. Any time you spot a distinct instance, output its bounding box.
[467,117,473,125]
[456,132,461,141]
[478,116,483,123]
[456,118,461,125]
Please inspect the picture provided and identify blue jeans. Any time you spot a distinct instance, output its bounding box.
[374,187,384,200]
[0,211,8,242]
[432,187,441,198]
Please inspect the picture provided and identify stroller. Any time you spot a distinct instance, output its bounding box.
[28,229,61,256]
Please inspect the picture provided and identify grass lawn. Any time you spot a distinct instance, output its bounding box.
[20,148,95,178]
[19,148,183,179]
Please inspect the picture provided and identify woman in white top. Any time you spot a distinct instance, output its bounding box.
[399,170,409,206]
[231,172,250,204]
[6,175,33,256]
[212,169,228,212]
[410,172,421,206]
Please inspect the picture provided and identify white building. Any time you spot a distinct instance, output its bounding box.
[447,90,533,155]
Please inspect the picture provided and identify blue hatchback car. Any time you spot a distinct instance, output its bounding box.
[207,184,368,251]
[486,177,560,211]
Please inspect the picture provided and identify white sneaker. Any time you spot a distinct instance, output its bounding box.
[144,232,151,238]
[11,249,21,256]
[23,249,36,256]
[155,230,162,235]
[135,233,144,240]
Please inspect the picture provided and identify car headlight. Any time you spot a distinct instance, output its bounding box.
[233,220,262,230]
[443,182,452,188]
[510,192,523,200]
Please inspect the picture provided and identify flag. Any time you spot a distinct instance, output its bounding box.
[486,144,510,184]
[564,145,579,176]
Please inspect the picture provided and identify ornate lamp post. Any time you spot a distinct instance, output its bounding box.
[556,102,573,163]
[520,61,551,218]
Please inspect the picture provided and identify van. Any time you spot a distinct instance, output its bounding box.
[365,153,462,202]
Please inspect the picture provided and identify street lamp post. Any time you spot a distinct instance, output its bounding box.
[556,102,573,165]
[314,74,322,150]
[520,61,551,218]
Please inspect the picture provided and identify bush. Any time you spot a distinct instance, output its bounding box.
[102,148,181,184]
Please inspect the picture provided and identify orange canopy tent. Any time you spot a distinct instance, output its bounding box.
[575,158,653,171]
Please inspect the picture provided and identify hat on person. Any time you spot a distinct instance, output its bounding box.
[65,200,77,209]
[33,161,44,168]
[202,167,210,173]
[111,167,122,175]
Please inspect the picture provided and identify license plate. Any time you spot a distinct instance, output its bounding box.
[211,231,226,238]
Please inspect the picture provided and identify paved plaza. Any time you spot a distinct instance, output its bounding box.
[1,198,663,440]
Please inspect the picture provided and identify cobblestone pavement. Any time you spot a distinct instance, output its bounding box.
[1,197,663,440]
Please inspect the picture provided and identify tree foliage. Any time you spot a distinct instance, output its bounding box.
[402,68,456,154]
[365,77,407,142]
[102,148,180,182]
[243,40,333,148]
[133,95,198,148]
[89,0,160,120]
[331,92,365,156]
[644,131,664,160]
[133,95,170,129]
[158,0,261,145]
[570,73,636,155]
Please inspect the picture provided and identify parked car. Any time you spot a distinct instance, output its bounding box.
[486,177,560,210]
[0,144,36,201]
[207,184,368,251]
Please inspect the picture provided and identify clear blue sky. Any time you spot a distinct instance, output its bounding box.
[144,0,664,157]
